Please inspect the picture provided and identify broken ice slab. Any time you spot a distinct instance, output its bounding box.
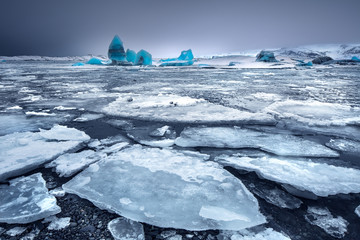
[247,182,302,209]
[46,150,106,177]
[0,125,89,182]
[73,113,104,122]
[265,99,360,126]
[219,228,291,240]
[175,127,338,157]
[5,227,27,237]
[107,217,145,240]
[44,216,71,230]
[126,125,176,148]
[325,138,360,153]
[103,93,274,124]
[0,173,61,224]
[305,207,348,239]
[63,145,266,231]
[215,155,360,197]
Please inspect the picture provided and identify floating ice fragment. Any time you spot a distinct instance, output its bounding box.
[175,127,338,157]
[45,216,71,230]
[6,227,27,236]
[219,228,291,240]
[25,111,56,116]
[305,207,348,238]
[63,145,266,230]
[46,150,106,177]
[87,58,107,65]
[0,173,61,224]
[54,106,76,111]
[6,105,22,110]
[325,139,360,153]
[73,113,104,122]
[215,155,360,197]
[0,126,86,181]
[149,126,171,137]
[126,49,136,63]
[108,217,145,240]
[103,94,273,124]
[160,49,194,66]
[49,187,65,197]
[72,62,85,66]
[135,50,152,66]
[256,51,278,62]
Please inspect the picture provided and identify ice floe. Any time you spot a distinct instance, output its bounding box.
[46,150,106,177]
[44,216,71,230]
[103,94,273,123]
[265,100,360,126]
[0,125,88,181]
[215,155,360,197]
[63,145,266,230]
[219,228,291,240]
[73,113,104,122]
[107,217,145,240]
[175,127,338,157]
[305,207,348,238]
[0,173,61,224]
[325,138,360,153]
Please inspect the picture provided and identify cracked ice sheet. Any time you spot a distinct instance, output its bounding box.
[0,173,61,224]
[103,93,274,124]
[0,125,89,182]
[63,145,266,231]
[175,127,338,157]
[264,99,360,126]
[215,155,360,197]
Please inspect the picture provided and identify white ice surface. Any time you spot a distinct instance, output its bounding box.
[107,217,145,240]
[73,113,104,122]
[175,127,338,157]
[63,145,266,230]
[103,93,273,123]
[46,150,106,177]
[265,100,360,126]
[305,207,348,238]
[0,173,61,224]
[46,216,71,230]
[325,139,360,153]
[215,155,360,197]
[0,125,87,181]
[6,227,27,236]
[219,228,291,240]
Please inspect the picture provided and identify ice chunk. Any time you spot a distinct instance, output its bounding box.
[265,100,360,126]
[6,227,27,236]
[149,125,171,137]
[126,49,136,63]
[305,207,348,238]
[178,49,194,61]
[103,94,274,124]
[352,56,360,62]
[38,124,90,141]
[72,62,85,66]
[0,126,86,181]
[45,216,71,230]
[219,228,291,240]
[108,35,126,62]
[355,205,360,218]
[160,60,194,67]
[73,113,104,122]
[159,50,194,66]
[215,155,360,197]
[135,50,152,66]
[107,217,145,240]
[296,61,313,67]
[175,127,338,157]
[87,58,107,65]
[127,125,176,148]
[46,150,106,177]
[247,183,302,209]
[325,139,360,153]
[0,173,61,224]
[49,187,65,197]
[63,145,266,230]
[25,111,56,116]
[256,51,278,62]
[137,139,174,148]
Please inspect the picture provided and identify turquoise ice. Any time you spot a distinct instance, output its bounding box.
[135,50,152,65]
[108,35,126,62]
[126,49,136,63]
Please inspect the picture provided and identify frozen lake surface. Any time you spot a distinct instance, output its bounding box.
[0,60,360,239]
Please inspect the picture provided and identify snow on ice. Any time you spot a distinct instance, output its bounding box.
[63,145,266,230]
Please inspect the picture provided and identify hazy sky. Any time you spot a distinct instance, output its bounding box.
[1,0,359,57]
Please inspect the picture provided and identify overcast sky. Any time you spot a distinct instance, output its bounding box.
[1,0,359,57]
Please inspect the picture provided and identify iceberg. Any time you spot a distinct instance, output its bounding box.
[305,207,348,238]
[103,93,274,124]
[46,150,106,177]
[87,58,107,65]
[63,145,266,230]
[256,51,278,62]
[175,127,338,157]
[107,217,145,240]
[0,125,89,181]
[0,173,61,224]
[108,35,126,62]
[126,49,136,63]
[44,216,71,230]
[352,56,360,62]
[312,56,333,64]
[160,49,194,66]
[215,155,360,197]
[135,49,152,66]
[72,62,85,66]
[325,138,360,153]
[295,61,313,67]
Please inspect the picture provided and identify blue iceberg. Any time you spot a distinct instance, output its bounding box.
[159,49,194,66]
[295,59,313,67]
[256,51,278,62]
[352,56,360,62]
[72,62,85,66]
[126,49,136,63]
[135,50,152,66]
[108,35,126,62]
[87,58,106,65]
